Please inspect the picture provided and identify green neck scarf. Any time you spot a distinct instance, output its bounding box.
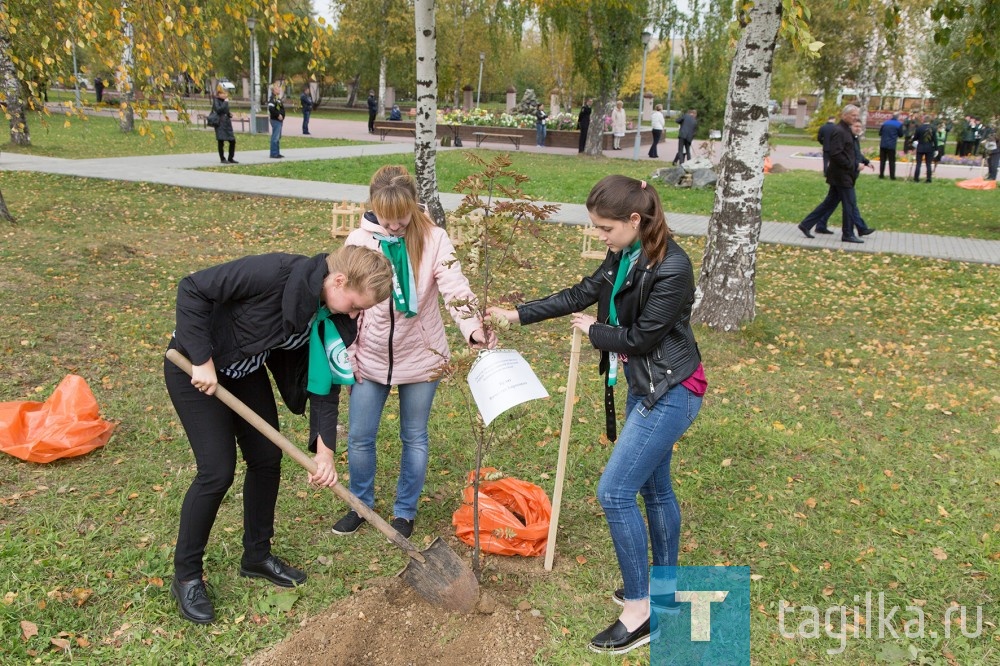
[307,305,355,395]
[374,233,417,318]
[607,240,642,387]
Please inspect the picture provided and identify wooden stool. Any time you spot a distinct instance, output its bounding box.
[330,202,363,238]
[580,225,606,260]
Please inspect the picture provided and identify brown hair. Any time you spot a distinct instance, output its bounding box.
[586,175,670,264]
[367,165,435,275]
[326,245,393,304]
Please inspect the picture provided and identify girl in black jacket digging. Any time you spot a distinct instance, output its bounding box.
[490,175,706,655]
[164,245,393,624]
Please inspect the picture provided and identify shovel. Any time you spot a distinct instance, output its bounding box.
[165,349,480,614]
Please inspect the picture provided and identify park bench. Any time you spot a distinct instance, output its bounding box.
[373,121,416,141]
[472,131,521,150]
[201,112,249,133]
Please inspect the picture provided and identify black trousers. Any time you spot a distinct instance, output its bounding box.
[649,129,662,158]
[217,140,235,162]
[368,111,377,133]
[165,344,283,581]
[578,126,589,153]
[879,147,896,179]
[913,152,933,182]
[673,137,692,164]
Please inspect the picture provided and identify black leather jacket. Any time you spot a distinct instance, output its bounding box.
[517,237,701,410]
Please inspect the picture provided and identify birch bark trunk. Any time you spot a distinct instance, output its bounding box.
[0,1,30,146]
[414,0,446,225]
[692,0,783,331]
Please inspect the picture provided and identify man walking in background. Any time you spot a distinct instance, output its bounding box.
[672,109,697,166]
[878,113,903,180]
[797,104,866,244]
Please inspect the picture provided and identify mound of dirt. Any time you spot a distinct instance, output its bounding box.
[246,575,546,666]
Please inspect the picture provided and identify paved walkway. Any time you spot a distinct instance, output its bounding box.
[2,114,998,265]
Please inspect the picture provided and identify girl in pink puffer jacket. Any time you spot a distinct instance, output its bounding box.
[332,165,492,539]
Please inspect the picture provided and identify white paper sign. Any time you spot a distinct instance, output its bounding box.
[467,349,549,426]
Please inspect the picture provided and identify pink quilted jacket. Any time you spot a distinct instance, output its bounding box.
[345,215,483,384]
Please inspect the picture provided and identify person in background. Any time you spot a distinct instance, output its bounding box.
[982,124,999,181]
[672,109,698,165]
[611,101,627,151]
[165,245,393,624]
[94,76,105,104]
[212,86,237,164]
[648,104,665,159]
[578,98,593,153]
[267,82,286,159]
[912,114,937,183]
[389,104,402,121]
[818,116,837,175]
[535,102,548,147]
[489,175,705,656]
[300,86,313,135]
[934,118,949,167]
[877,113,903,180]
[367,90,378,134]
[333,166,494,540]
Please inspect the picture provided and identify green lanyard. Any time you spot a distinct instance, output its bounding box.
[607,241,641,387]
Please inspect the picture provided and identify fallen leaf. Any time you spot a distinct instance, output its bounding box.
[822,586,835,597]
[805,497,817,509]
[932,547,948,561]
[575,555,587,565]
[937,505,950,518]
[21,620,38,641]
[721,458,732,467]
[560,626,571,635]
[76,636,90,647]
[750,574,763,581]
[50,637,70,652]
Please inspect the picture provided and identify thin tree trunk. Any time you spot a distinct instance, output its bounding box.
[0,186,15,224]
[585,97,612,156]
[692,0,783,331]
[0,4,30,146]
[378,54,387,120]
[413,0,446,226]
[346,73,360,107]
[855,5,881,129]
[117,4,135,133]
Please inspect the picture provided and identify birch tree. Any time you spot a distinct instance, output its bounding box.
[414,0,446,225]
[692,0,820,330]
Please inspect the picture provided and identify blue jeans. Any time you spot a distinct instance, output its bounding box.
[598,378,702,601]
[269,119,282,156]
[536,122,546,146]
[347,378,440,519]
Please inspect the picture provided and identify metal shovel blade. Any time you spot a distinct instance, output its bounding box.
[399,537,480,614]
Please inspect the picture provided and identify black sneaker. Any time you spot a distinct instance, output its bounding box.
[390,516,414,539]
[613,588,681,614]
[332,510,366,535]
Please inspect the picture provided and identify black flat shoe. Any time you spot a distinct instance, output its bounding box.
[859,227,876,236]
[842,236,864,244]
[239,555,306,588]
[589,613,659,655]
[797,224,814,239]
[171,577,215,624]
[815,228,834,234]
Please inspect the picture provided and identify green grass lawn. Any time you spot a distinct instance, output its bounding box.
[216,150,1000,240]
[2,113,364,159]
[1,172,996,664]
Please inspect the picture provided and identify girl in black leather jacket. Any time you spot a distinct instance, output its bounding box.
[490,175,705,655]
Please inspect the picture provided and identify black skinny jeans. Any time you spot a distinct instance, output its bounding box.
[879,147,896,179]
[217,140,235,161]
[165,344,282,581]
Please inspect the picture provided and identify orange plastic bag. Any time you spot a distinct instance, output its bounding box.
[0,375,115,463]
[452,467,552,556]
[956,177,996,190]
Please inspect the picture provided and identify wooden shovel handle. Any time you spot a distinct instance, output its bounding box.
[165,349,424,561]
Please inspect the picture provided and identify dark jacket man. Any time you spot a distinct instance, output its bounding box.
[577,99,592,153]
[817,117,837,174]
[912,117,937,182]
[878,114,903,179]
